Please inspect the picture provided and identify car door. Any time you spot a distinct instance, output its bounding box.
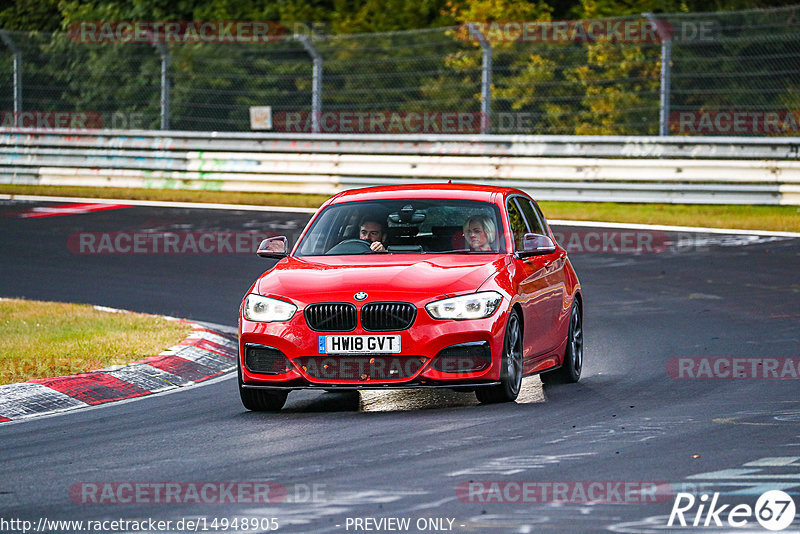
[508,196,565,361]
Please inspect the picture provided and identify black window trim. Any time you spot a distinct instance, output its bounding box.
[508,194,547,237]
[529,198,551,237]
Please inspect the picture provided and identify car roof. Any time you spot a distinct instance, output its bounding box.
[327,183,527,204]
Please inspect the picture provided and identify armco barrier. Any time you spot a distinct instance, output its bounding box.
[2,129,800,204]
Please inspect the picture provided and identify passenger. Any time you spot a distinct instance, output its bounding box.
[359,218,387,251]
[463,215,497,251]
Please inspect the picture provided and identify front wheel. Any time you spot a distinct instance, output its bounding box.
[238,368,288,412]
[476,310,523,404]
[541,301,583,385]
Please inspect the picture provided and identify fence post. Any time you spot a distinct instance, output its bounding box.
[152,41,170,130]
[468,24,492,134]
[644,13,672,136]
[296,35,323,134]
[0,31,23,125]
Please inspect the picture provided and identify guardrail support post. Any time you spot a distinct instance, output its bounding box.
[0,31,23,125]
[296,35,323,133]
[152,41,171,130]
[469,24,492,134]
[644,13,672,136]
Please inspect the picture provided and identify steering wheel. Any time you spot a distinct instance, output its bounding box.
[326,238,373,255]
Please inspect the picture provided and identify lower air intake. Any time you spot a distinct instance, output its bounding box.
[432,342,491,373]
[244,345,292,374]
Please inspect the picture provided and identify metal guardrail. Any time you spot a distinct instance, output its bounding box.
[1,129,799,205]
[4,129,800,158]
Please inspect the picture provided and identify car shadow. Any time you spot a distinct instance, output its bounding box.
[280,376,550,413]
[235,374,614,417]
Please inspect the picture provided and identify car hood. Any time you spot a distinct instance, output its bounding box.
[257,254,506,304]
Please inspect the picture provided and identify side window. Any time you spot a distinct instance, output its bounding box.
[531,201,550,236]
[506,199,527,251]
[516,197,546,236]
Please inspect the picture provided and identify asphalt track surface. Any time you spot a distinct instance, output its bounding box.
[0,199,799,533]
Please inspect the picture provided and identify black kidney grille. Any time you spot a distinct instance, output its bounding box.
[305,303,357,331]
[361,302,416,331]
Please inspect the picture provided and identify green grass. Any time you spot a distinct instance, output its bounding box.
[0,184,328,209]
[0,298,193,385]
[2,184,799,232]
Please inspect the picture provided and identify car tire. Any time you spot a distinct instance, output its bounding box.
[238,368,288,412]
[541,301,582,385]
[476,310,523,404]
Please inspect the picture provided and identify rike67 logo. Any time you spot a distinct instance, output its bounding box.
[668,490,797,531]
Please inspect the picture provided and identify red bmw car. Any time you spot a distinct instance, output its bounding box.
[238,184,583,411]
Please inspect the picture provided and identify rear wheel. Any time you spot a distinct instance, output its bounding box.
[476,310,523,404]
[541,302,582,385]
[238,368,288,412]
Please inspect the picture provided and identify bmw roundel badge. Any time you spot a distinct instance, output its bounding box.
[354,292,368,301]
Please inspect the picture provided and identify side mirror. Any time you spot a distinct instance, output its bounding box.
[257,236,288,259]
[517,233,556,258]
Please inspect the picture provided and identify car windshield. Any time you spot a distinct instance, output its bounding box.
[296,199,506,256]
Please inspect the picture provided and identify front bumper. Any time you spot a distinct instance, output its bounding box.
[239,307,508,389]
[240,381,501,391]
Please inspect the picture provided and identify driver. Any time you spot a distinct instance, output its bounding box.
[463,214,497,251]
[359,218,387,252]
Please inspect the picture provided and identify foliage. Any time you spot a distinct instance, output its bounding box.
[0,0,798,134]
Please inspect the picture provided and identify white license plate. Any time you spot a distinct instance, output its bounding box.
[318,335,401,354]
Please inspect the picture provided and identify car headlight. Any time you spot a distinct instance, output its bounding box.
[425,291,503,320]
[244,294,297,322]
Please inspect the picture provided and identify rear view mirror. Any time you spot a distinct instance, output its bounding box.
[518,233,556,258]
[257,236,288,259]
[389,204,426,224]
